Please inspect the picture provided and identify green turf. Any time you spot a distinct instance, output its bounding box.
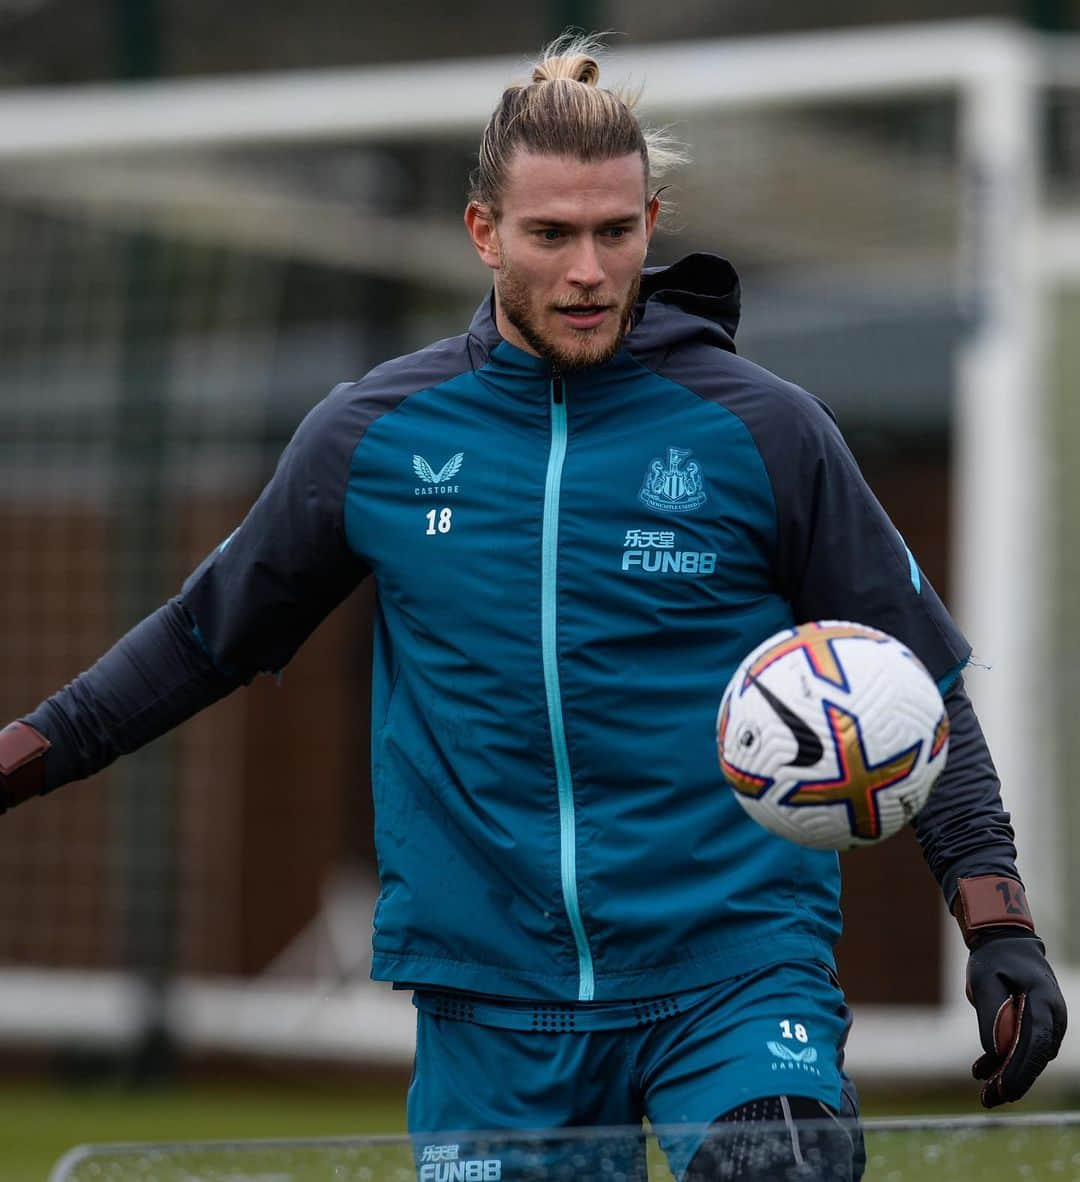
[0,1078,405,1182]
[4,1078,1076,1182]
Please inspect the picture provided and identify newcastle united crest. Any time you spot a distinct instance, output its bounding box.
[639,446,707,514]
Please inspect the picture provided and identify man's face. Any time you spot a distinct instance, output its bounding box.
[466,151,660,371]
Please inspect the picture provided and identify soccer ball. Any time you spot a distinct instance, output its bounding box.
[716,621,949,851]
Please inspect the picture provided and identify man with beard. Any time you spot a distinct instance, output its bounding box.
[0,34,1065,1182]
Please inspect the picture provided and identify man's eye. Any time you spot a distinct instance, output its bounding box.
[538,229,563,242]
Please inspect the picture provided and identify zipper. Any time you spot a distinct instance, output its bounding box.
[541,372,595,1002]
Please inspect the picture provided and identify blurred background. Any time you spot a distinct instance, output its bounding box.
[1,1,1079,1177]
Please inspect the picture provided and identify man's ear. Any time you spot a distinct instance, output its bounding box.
[644,193,661,244]
[465,202,501,270]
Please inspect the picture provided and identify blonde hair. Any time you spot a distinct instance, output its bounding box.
[470,33,689,215]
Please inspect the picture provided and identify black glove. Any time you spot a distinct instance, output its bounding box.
[0,721,50,815]
[955,875,1068,1108]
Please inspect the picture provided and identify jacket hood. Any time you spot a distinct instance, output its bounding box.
[631,252,740,356]
[467,252,741,366]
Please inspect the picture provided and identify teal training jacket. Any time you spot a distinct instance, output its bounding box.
[177,254,975,1002]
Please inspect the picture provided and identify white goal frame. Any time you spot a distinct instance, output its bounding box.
[0,19,1078,1081]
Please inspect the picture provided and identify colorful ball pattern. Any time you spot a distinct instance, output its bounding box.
[717,621,949,850]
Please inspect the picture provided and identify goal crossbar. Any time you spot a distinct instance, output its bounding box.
[0,21,1063,160]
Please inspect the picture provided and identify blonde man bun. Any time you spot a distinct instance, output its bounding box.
[469,32,688,216]
[531,31,606,86]
[531,53,600,87]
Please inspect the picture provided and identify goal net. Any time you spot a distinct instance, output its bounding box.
[47,1115,1080,1182]
[0,21,1078,1079]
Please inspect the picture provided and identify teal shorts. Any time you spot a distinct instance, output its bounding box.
[408,959,862,1180]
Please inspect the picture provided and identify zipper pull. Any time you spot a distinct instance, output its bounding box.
[552,373,564,404]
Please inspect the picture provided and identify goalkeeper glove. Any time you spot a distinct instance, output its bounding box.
[954,875,1067,1108]
[0,721,50,815]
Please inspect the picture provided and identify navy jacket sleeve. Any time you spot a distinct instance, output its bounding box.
[23,598,237,792]
[772,392,970,686]
[749,385,1019,901]
[18,383,371,793]
[180,383,370,677]
[917,676,1021,905]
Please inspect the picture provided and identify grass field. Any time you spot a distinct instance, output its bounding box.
[3,1077,1076,1182]
[1,1077,406,1182]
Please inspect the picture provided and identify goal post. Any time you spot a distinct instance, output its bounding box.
[0,20,1078,1081]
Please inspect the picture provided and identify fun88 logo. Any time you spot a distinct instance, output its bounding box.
[419,1144,502,1182]
[621,529,717,575]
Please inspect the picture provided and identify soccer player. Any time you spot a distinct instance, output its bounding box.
[0,35,1067,1182]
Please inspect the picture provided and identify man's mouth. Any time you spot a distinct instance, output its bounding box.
[556,304,612,329]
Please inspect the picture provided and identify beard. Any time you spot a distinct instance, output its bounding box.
[496,263,641,372]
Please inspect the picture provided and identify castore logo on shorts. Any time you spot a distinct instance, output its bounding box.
[766,1040,822,1076]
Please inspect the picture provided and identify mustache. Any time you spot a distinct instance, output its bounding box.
[550,296,617,310]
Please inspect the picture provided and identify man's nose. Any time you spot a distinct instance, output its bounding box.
[565,239,605,288]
